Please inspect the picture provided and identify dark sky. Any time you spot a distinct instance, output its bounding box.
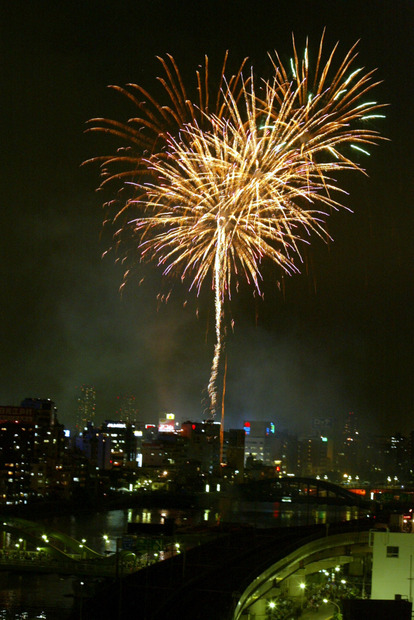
[1,0,413,434]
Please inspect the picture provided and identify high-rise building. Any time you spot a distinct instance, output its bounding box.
[336,411,362,476]
[115,394,138,423]
[0,399,65,504]
[298,435,332,476]
[76,385,96,431]
[101,420,137,468]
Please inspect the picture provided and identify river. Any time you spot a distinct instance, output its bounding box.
[0,500,363,618]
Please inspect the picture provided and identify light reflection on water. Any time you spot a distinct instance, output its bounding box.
[0,571,73,619]
[0,501,360,617]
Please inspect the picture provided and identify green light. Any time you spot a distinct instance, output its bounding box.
[351,144,370,156]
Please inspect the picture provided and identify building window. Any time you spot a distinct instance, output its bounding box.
[386,546,399,558]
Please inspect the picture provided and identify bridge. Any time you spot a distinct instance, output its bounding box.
[74,519,375,620]
[232,476,370,506]
[0,516,133,577]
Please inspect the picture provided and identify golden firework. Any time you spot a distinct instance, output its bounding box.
[87,34,385,417]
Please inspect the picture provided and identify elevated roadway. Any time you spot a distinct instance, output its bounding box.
[75,519,374,620]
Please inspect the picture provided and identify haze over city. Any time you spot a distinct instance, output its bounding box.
[1,0,413,435]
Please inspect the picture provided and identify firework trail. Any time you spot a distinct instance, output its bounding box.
[87,34,384,418]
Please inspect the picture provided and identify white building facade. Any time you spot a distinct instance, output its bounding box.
[371,531,414,601]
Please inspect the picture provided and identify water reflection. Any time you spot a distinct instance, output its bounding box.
[0,572,73,619]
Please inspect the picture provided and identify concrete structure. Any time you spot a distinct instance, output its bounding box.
[234,529,371,619]
[371,530,414,600]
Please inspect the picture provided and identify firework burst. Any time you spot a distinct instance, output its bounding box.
[87,34,385,418]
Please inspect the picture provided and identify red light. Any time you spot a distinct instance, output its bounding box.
[244,422,250,427]
[276,466,280,472]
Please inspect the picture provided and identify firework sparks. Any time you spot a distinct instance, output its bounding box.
[87,35,385,418]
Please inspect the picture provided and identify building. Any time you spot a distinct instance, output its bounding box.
[336,411,362,476]
[298,435,332,476]
[0,399,64,504]
[181,421,221,474]
[243,421,279,467]
[115,394,138,423]
[76,385,96,431]
[225,429,245,474]
[100,421,138,469]
[141,434,188,469]
[371,531,414,601]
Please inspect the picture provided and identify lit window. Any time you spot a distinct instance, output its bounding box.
[387,546,399,558]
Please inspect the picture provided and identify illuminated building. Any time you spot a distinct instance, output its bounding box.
[141,434,188,469]
[243,421,279,467]
[139,413,187,468]
[0,399,64,504]
[76,421,155,470]
[158,413,180,434]
[298,435,332,476]
[385,433,410,477]
[336,411,362,476]
[76,384,96,431]
[115,394,138,423]
[101,421,137,469]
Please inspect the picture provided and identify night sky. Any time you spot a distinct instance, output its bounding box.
[1,0,413,434]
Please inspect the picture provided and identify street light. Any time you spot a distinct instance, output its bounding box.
[299,583,306,610]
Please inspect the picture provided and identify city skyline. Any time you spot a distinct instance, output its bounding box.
[1,1,413,433]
